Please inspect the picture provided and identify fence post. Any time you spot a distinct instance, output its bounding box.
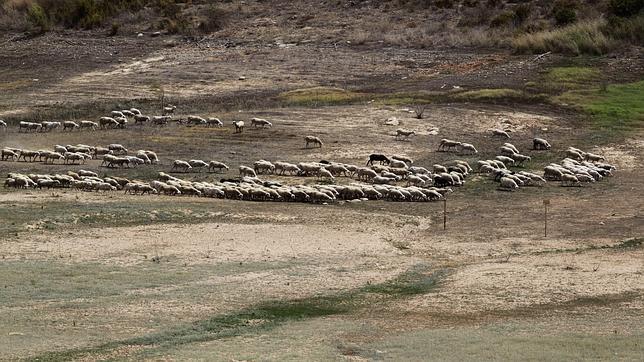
[443,198,447,230]
[543,199,550,237]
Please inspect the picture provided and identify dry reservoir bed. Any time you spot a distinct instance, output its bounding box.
[0,103,642,360]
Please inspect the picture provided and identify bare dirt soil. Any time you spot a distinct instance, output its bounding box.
[0,31,642,361]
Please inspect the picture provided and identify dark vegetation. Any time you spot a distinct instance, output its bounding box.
[0,0,642,55]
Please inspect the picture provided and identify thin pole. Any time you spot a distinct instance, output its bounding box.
[443,198,447,230]
[544,203,547,237]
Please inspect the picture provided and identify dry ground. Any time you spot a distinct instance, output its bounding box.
[0,32,642,361]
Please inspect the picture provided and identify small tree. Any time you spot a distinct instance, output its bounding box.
[414,105,426,119]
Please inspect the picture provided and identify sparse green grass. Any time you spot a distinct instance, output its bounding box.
[452,88,525,101]
[25,264,446,360]
[555,80,644,133]
[544,66,601,89]
[278,87,368,107]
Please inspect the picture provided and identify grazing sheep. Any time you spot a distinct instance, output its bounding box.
[389,159,407,169]
[433,164,448,174]
[111,111,125,118]
[254,160,275,175]
[151,116,170,126]
[391,155,413,165]
[121,110,135,117]
[407,175,426,186]
[188,159,209,172]
[491,129,511,138]
[503,143,520,154]
[367,153,390,166]
[80,121,98,131]
[79,170,98,178]
[18,150,40,162]
[44,152,65,164]
[438,138,461,152]
[130,108,142,115]
[356,167,378,181]
[408,166,430,175]
[395,129,416,140]
[163,105,177,115]
[304,136,323,148]
[533,137,551,150]
[99,117,119,129]
[460,143,478,155]
[318,168,335,180]
[500,146,517,156]
[585,152,605,162]
[510,153,531,166]
[187,115,207,125]
[172,160,192,173]
[207,118,223,127]
[566,148,585,161]
[114,117,128,129]
[250,118,272,128]
[232,120,245,133]
[140,150,158,164]
[499,177,519,191]
[561,173,581,187]
[134,115,150,124]
[239,165,257,177]
[1,148,19,161]
[108,144,128,155]
[63,121,79,131]
[326,163,350,177]
[208,161,229,173]
[495,155,515,166]
[135,151,152,164]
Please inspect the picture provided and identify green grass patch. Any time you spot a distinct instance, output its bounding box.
[555,80,644,133]
[451,88,525,101]
[278,87,368,106]
[544,67,601,90]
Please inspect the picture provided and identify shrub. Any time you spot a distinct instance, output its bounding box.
[603,13,644,45]
[490,11,514,27]
[513,4,532,24]
[198,4,228,33]
[26,3,50,33]
[552,0,578,25]
[513,20,613,55]
[609,0,644,17]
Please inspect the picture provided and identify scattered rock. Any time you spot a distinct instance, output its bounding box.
[384,117,399,126]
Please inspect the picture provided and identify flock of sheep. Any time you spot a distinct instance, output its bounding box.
[1,143,158,169]
[2,107,619,203]
[4,170,453,203]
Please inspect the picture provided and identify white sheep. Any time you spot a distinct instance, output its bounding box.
[460,143,478,155]
[318,168,335,180]
[304,136,323,148]
[391,155,413,165]
[438,138,461,152]
[250,118,272,128]
[495,155,515,166]
[172,160,192,173]
[62,121,79,131]
[208,161,229,173]
[533,137,551,150]
[99,117,118,129]
[79,170,98,178]
[233,120,245,133]
[239,165,257,177]
[80,121,98,131]
[561,173,580,186]
[500,146,517,156]
[207,118,223,127]
[499,177,519,191]
[188,159,209,172]
[389,159,407,169]
[108,144,128,155]
[395,129,416,140]
[491,129,511,138]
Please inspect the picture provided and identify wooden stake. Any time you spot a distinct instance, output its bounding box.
[443,198,447,230]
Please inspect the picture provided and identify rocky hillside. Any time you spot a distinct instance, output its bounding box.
[0,0,642,54]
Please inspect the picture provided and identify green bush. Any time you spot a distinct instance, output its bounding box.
[513,4,532,24]
[27,4,50,33]
[552,0,578,25]
[490,11,514,27]
[609,0,644,17]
